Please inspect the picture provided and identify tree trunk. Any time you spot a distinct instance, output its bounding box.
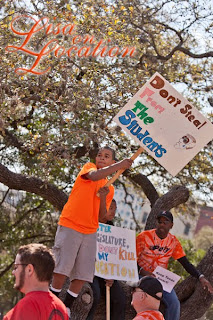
[176,245,213,320]
[0,163,68,211]
[59,278,94,320]
[59,278,136,320]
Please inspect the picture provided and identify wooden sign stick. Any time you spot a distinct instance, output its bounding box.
[104,147,144,187]
[106,285,110,320]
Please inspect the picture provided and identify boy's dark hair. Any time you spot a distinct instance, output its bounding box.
[98,146,116,160]
[18,243,55,282]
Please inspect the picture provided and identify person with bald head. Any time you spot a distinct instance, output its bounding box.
[130,276,164,320]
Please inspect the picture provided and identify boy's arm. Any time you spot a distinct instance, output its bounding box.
[84,159,133,181]
[98,187,110,223]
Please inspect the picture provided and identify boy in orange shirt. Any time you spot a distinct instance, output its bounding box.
[50,146,133,314]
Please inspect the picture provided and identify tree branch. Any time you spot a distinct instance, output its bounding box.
[12,201,46,227]
[0,127,28,153]
[176,245,213,320]
[0,187,10,206]
[124,171,159,206]
[0,163,68,211]
[156,46,213,61]
[145,185,190,230]
[0,261,14,278]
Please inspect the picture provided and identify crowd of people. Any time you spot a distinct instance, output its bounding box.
[3,147,213,320]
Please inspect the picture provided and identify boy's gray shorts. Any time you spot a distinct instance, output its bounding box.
[52,225,97,282]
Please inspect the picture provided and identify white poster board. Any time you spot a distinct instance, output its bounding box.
[95,223,139,282]
[153,266,181,293]
[113,72,213,176]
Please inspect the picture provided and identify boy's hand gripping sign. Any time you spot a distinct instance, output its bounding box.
[113,72,213,176]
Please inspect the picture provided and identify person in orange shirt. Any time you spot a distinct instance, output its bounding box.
[130,276,165,320]
[50,146,133,315]
[3,243,69,320]
[136,211,213,320]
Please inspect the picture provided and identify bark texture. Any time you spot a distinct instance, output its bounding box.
[176,245,213,320]
[0,163,68,211]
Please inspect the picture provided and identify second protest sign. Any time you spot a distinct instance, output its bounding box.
[95,223,139,282]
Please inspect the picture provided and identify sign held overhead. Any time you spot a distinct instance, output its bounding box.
[113,72,213,176]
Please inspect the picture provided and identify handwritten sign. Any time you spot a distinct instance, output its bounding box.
[95,223,139,282]
[113,72,213,176]
[153,266,181,293]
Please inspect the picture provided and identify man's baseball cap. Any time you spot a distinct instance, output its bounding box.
[129,276,163,301]
[157,211,173,223]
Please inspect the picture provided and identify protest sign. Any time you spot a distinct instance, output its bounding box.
[113,72,213,176]
[153,266,181,293]
[95,223,139,282]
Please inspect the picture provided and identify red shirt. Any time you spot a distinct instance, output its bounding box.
[133,310,165,320]
[136,229,185,272]
[3,291,69,320]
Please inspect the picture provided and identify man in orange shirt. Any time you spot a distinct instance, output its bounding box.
[131,276,165,320]
[136,211,213,320]
[50,147,133,315]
